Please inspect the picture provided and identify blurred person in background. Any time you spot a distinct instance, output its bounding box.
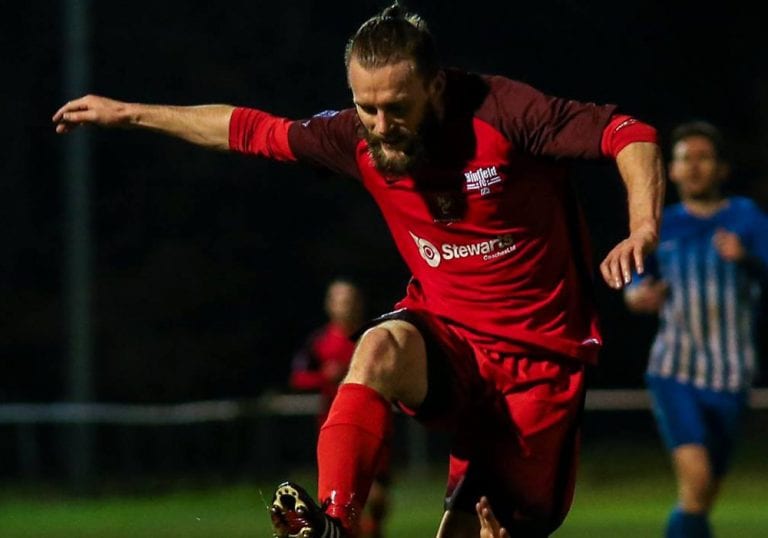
[289,278,392,538]
[625,121,768,537]
[53,3,666,536]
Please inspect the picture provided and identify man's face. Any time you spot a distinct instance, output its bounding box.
[325,282,363,325]
[347,57,443,175]
[669,135,728,201]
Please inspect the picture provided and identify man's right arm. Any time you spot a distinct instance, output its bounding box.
[53,95,234,151]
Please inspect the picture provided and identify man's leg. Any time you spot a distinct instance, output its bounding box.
[437,354,584,538]
[271,319,427,538]
[359,432,393,538]
[319,320,426,529]
[359,479,389,538]
[665,444,716,538]
[646,377,735,538]
[673,444,719,512]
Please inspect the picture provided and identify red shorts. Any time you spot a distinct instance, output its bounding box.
[372,309,585,535]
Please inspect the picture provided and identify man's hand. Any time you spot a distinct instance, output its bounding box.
[53,95,133,134]
[624,277,668,314]
[713,228,746,262]
[600,224,658,290]
[476,497,509,538]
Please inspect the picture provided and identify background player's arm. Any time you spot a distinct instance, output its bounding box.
[53,95,234,150]
[714,227,768,285]
[600,141,666,289]
[713,228,747,262]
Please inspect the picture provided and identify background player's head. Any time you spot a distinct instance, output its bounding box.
[668,120,730,202]
[345,2,445,176]
[324,278,365,330]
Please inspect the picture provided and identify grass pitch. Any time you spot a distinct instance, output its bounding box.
[1,431,766,537]
[1,466,766,537]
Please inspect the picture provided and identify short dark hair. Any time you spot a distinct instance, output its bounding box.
[344,2,440,81]
[328,276,361,292]
[669,120,728,161]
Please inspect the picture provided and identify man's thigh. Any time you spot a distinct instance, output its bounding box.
[446,353,586,535]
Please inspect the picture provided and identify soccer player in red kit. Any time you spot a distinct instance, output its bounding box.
[289,279,366,423]
[53,3,666,536]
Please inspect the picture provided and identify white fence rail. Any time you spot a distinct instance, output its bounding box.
[1,389,767,424]
[0,389,765,484]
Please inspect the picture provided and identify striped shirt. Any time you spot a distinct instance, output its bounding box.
[637,196,768,392]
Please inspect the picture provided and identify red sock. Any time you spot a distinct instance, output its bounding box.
[317,383,392,531]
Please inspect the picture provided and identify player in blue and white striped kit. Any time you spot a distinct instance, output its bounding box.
[625,121,768,537]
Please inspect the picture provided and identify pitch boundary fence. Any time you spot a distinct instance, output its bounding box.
[1,389,766,424]
[1,389,765,484]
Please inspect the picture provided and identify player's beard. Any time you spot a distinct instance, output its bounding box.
[364,104,439,177]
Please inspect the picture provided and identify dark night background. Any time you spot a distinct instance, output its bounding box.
[2,1,766,404]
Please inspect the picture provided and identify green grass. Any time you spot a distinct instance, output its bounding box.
[1,444,766,537]
[559,469,768,537]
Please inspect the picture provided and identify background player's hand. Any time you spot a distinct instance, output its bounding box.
[713,228,746,262]
[53,95,133,134]
[477,497,509,538]
[624,277,668,314]
[600,225,658,290]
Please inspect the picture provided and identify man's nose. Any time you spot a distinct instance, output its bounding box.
[374,111,391,136]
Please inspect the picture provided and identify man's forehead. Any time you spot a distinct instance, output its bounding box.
[348,58,420,88]
[675,136,716,155]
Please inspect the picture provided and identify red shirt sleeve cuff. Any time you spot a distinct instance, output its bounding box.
[600,114,658,158]
[229,107,296,161]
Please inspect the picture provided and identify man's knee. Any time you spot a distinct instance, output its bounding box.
[345,321,427,403]
[348,326,401,380]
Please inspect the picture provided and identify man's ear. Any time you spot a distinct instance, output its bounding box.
[429,70,446,98]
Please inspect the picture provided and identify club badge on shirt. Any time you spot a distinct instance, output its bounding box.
[463,165,504,196]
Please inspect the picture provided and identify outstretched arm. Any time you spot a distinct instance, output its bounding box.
[52,94,234,150]
[600,141,665,289]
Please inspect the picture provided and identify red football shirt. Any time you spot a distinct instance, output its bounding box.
[230,69,618,363]
[289,322,356,417]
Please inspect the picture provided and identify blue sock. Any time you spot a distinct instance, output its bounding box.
[666,507,712,538]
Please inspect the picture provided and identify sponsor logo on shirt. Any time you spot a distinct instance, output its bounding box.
[464,166,503,196]
[410,233,442,267]
[410,231,516,267]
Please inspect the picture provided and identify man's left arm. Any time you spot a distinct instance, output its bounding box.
[715,208,768,282]
[600,138,666,290]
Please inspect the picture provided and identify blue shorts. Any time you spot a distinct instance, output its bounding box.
[645,374,748,476]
